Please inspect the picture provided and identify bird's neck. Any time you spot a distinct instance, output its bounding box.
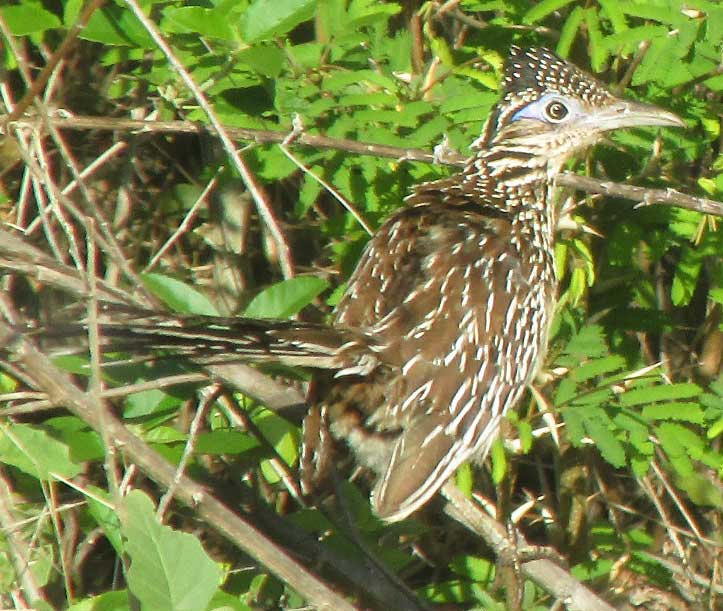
[457,146,559,239]
[407,144,562,246]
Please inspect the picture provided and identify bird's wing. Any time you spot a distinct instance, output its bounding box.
[334,201,546,521]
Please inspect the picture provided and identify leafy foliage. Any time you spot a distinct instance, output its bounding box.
[1,0,722,609]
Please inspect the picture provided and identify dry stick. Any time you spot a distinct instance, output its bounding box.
[10,113,721,217]
[0,322,360,611]
[0,137,156,307]
[157,385,220,520]
[279,139,374,236]
[441,483,616,611]
[0,229,136,306]
[144,171,221,272]
[122,0,295,279]
[0,23,146,295]
[221,393,306,506]
[17,114,443,165]
[0,373,210,416]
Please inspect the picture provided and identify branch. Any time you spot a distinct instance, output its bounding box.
[0,319,361,611]
[3,113,445,165]
[5,112,719,216]
[123,0,296,277]
[442,483,616,611]
[556,174,723,217]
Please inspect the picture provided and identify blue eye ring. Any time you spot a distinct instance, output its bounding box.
[511,94,576,123]
[545,99,569,121]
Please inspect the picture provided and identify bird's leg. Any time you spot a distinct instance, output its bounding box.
[494,474,524,611]
[494,468,568,607]
[300,403,335,499]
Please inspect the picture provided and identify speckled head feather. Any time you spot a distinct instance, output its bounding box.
[502,46,611,102]
[474,46,615,150]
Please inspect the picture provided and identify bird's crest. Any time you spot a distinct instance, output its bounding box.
[502,47,611,104]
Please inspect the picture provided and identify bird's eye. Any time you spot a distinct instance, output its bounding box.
[545,100,569,122]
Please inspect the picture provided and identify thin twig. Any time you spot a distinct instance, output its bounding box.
[279,139,373,235]
[3,113,446,164]
[144,171,221,272]
[122,0,296,278]
[556,173,723,216]
[157,385,220,519]
[0,467,49,607]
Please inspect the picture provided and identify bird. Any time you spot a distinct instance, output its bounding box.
[35,47,684,522]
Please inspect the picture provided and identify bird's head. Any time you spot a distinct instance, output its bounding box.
[474,47,684,173]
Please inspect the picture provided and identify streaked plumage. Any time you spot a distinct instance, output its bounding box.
[36,47,683,522]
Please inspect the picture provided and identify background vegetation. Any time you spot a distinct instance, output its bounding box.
[0,0,722,609]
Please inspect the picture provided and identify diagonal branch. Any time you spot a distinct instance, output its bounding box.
[0,320,358,611]
[442,483,616,611]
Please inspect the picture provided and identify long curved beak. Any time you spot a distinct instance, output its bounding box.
[582,99,685,131]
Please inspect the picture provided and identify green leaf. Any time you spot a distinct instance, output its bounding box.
[449,555,495,584]
[619,382,701,407]
[675,472,723,507]
[585,8,607,72]
[66,590,129,611]
[641,402,704,423]
[1,3,60,35]
[124,387,185,418]
[195,430,260,455]
[561,324,608,360]
[556,6,584,58]
[242,0,316,43]
[0,424,82,480]
[122,491,221,611]
[144,426,187,445]
[671,249,702,306]
[85,487,123,555]
[255,409,299,481]
[0,371,17,393]
[561,407,585,446]
[656,422,701,477]
[490,438,507,483]
[572,355,626,384]
[141,273,220,316]
[583,408,626,468]
[708,416,723,439]
[523,0,576,24]
[65,0,153,47]
[598,0,627,33]
[455,462,474,498]
[161,6,236,40]
[243,276,328,318]
[517,421,533,454]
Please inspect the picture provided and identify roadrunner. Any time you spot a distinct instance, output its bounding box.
[39,47,683,522]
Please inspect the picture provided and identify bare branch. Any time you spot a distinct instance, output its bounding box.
[5,112,717,217]
[442,483,616,611]
[0,319,361,611]
[556,174,723,217]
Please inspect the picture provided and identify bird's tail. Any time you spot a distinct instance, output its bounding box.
[29,310,370,371]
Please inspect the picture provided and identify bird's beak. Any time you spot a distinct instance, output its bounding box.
[583,99,685,131]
